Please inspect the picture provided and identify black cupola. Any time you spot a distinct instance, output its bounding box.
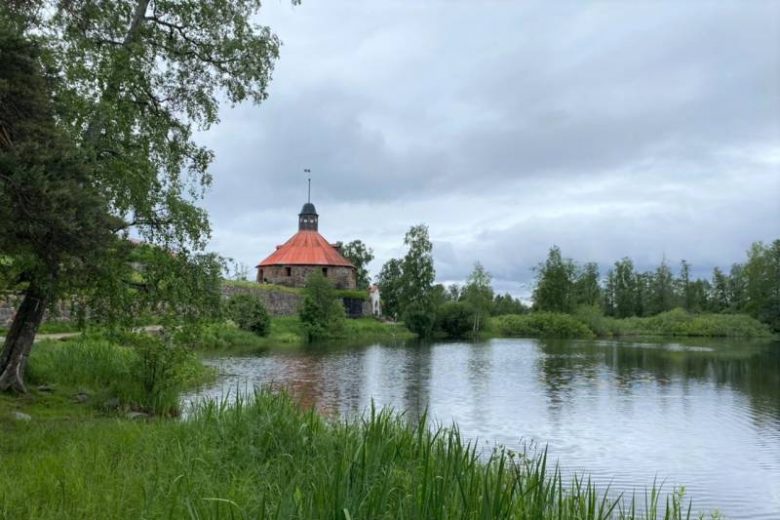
[299,202,318,231]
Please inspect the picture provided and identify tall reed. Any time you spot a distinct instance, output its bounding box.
[0,390,717,519]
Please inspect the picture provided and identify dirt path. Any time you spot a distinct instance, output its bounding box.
[0,325,163,344]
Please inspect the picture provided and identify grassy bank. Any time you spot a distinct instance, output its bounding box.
[0,333,216,418]
[185,316,413,353]
[0,390,710,519]
[488,308,774,340]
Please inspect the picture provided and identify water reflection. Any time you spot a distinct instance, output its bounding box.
[184,337,780,520]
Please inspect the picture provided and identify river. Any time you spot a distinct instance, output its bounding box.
[183,337,780,519]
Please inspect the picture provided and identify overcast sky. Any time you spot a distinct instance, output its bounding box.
[199,1,780,298]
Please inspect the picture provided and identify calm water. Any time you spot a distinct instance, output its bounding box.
[184,338,780,519]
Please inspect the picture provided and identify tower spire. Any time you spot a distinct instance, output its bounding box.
[304,169,311,203]
[299,169,318,231]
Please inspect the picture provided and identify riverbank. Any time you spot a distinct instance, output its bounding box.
[488,308,774,340]
[1,387,705,520]
[183,316,414,354]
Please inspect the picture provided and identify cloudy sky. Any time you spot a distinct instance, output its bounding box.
[200,1,780,298]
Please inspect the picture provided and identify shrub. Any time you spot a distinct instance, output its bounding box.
[224,293,270,336]
[402,301,436,338]
[491,312,595,339]
[26,334,212,415]
[300,272,346,342]
[435,301,476,339]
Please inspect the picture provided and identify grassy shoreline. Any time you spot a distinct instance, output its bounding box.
[0,389,714,519]
[0,318,731,518]
[487,308,775,340]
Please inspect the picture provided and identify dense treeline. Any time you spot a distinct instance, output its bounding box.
[377,229,778,338]
[534,240,780,332]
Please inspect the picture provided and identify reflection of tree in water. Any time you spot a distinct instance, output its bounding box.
[535,339,603,411]
[535,338,780,420]
[401,341,433,424]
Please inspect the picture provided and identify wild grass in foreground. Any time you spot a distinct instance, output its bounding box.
[23,333,214,415]
[0,390,718,519]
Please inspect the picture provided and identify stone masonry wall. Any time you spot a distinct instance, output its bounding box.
[220,284,302,317]
[1,284,370,326]
[0,292,76,328]
[259,265,356,290]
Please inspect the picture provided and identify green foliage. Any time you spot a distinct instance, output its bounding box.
[492,313,596,339]
[224,293,270,336]
[377,258,403,319]
[435,301,476,339]
[300,271,346,342]
[335,289,370,301]
[492,292,528,316]
[0,0,283,389]
[533,246,576,313]
[574,262,601,307]
[25,333,212,415]
[342,239,374,289]
[462,262,493,333]
[402,301,436,339]
[0,390,705,519]
[600,309,773,338]
[177,321,270,352]
[399,225,436,337]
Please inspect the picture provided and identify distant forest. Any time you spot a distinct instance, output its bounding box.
[530,240,779,331]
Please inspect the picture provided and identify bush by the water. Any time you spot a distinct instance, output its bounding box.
[26,333,212,415]
[598,308,773,338]
[300,271,346,341]
[0,390,704,519]
[435,301,476,338]
[224,293,270,336]
[489,308,773,339]
[491,312,595,339]
[402,301,436,338]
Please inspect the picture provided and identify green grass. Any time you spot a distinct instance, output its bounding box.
[183,317,413,353]
[578,308,773,339]
[0,390,716,519]
[223,278,303,294]
[489,308,774,340]
[16,333,215,416]
[490,312,596,339]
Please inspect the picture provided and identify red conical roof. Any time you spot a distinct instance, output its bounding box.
[257,230,355,268]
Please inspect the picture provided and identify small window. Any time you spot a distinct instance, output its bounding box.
[285,267,292,277]
[322,267,328,277]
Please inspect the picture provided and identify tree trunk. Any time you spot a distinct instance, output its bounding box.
[0,283,48,393]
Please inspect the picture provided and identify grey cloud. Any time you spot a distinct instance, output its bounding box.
[196,1,779,296]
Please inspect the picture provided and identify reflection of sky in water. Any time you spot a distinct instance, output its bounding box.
[182,338,780,520]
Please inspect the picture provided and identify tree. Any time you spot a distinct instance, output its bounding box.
[610,258,637,318]
[649,258,675,315]
[435,302,476,339]
[710,267,730,312]
[446,284,462,302]
[225,293,270,336]
[299,271,346,342]
[462,262,493,333]
[399,225,436,337]
[532,246,575,313]
[491,293,527,316]
[0,1,283,392]
[376,258,403,320]
[743,240,780,331]
[678,260,693,311]
[574,262,601,307]
[342,240,374,290]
